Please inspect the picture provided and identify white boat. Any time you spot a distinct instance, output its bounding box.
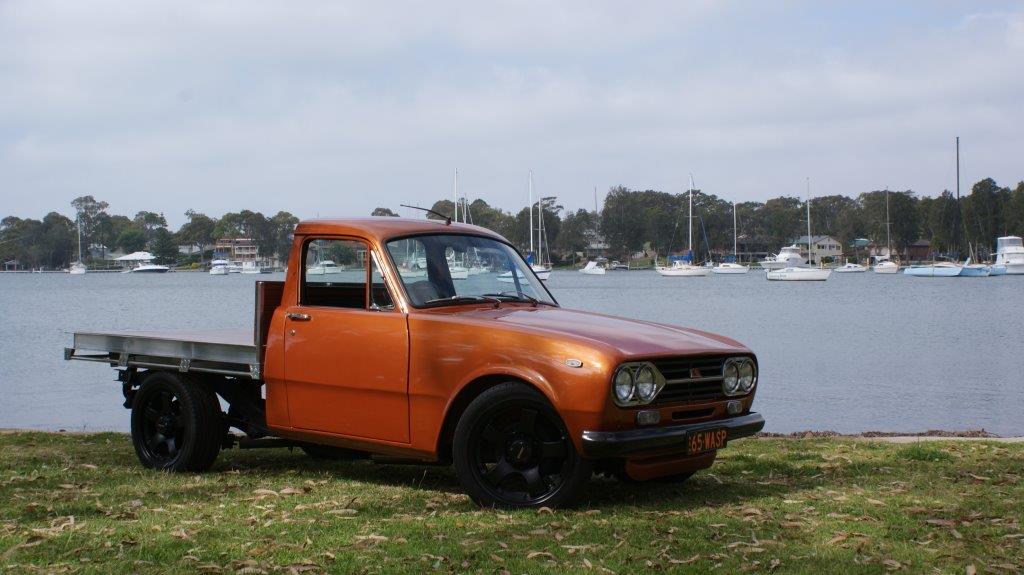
[766,267,832,281]
[873,189,900,274]
[713,202,749,274]
[834,261,868,273]
[579,261,606,275]
[657,175,711,277]
[990,264,1007,276]
[609,261,629,270]
[128,262,170,273]
[526,170,552,281]
[959,257,991,277]
[759,245,807,270]
[68,217,87,275]
[241,261,264,274]
[658,259,711,276]
[995,236,1024,274]
[903,261,963,277]
[117,251,169,273]
[448,263,469,280]
[209,259,230,275]
[873,260,899,274]
[767,178,830,282]
[307,260,342,275]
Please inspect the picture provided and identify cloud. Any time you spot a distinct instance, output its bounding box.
[1,1,1022,226]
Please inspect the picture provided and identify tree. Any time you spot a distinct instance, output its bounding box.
[371,207,399,217]
[151,228,179,265]
[116,228,148,253]
[177,210,216,255]
[70,195,109,248]
[269,211,300,264]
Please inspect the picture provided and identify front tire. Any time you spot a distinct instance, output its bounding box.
[452,383,592,509]
[130,372,224,472]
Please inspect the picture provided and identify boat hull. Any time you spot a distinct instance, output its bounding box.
[712,264,748,274]
[903,265,962,277]
[834,265,868,273]
[765,267,831,281]
[209,267,229,275]
[656,266,710,277]
[959,265,991,277]
[873,262,899,274]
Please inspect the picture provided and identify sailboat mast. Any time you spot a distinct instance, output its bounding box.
[806,177,813,265]
[885,189,892,257]
[733,202,738,258]
[528,170,534,257]
[688,174,694,260]
[453,169,459,222]
[77,217,83,262]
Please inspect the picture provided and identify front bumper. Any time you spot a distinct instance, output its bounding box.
[580,412,765,458]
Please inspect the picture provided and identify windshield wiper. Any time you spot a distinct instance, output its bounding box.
[482,292,553,307]
[424,295,501,308]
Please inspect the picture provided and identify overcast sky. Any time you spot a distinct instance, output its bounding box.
[2,1,1022,227]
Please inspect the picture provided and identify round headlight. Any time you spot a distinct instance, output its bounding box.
[722,360,740,395]
[613,368,634,403]
[738,360,755,392]
[635,365,657,402]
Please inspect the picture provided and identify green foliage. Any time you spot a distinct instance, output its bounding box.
[115,228,147,253]
[371,207,399,217]
[151,228,178,264]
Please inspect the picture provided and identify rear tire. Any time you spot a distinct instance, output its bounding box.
[130,372,224,472]
[452,382,592,509]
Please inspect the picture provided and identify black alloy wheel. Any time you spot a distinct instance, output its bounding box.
[453,383,592,509]
[130,371,224,472]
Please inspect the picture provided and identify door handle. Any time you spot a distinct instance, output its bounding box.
[286,313,311,321]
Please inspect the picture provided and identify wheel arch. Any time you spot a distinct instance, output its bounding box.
[435,373,550,464]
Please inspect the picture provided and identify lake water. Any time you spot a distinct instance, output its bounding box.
[1,270,1021,435]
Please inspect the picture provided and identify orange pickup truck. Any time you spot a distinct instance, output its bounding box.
[65,217,763,508]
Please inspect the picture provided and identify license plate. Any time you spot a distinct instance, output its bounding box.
[687,428,727,455]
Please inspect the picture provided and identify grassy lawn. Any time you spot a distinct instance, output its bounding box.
[1,433,1021,574]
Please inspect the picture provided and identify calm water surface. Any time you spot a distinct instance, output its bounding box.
[1,270,1021,435]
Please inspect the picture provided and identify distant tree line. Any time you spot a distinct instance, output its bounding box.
[0,196,299,269]
[395,176,1022,262]
[3,176,1021,269]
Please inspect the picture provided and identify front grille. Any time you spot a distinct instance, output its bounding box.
[650,356,727,405]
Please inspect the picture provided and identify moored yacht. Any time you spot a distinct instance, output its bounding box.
[873,260,899,274]
[713,202,749,274]
[766,178,831,282]
[834,260,868,273]
[903,261,963,277]
[995,236,1024,274]
[209,259,230,275]
[579,261,606,275]
[657,174,710,277]
[759,245,806,270]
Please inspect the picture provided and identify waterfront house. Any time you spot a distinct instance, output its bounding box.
[793,235,842,265]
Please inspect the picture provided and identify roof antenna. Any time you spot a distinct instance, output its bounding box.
[401,204,451,225]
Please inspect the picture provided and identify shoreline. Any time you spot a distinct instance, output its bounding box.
[3,427,1021,441]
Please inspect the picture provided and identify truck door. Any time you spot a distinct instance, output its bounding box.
[283,238,409,443]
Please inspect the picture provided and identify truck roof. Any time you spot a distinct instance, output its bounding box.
[294,217,507,243]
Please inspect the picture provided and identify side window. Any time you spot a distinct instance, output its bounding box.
[302,239,367,309]
[370,252,395,310]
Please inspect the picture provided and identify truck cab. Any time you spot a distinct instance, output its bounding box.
[66,217,764,508]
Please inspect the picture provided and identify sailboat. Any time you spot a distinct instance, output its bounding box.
[873,189,899,274]
[905,137,966,277]
[528,171,552,281]
[68,217,87,275]
[657,175,711,277]
[447,169,469,280]
[713,202,749,274]
[766,178,832,281]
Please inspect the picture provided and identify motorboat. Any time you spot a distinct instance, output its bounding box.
[209,259,230,275]
[873,260,899,274]
[307,260,342,275]
[903,261,963,277]
[767,178,830,282]
[995,236,1024,274]
[834,261,868,273]
[713,202,749,274]
[241,261,265,274]
[128,262,170,273]
[579,261,606,275]
[609,261,629,270]
[530,264,551,281]
[766,266,832,281]
[711,262,748,274]
[117,251,169,273]
[759,245,806,270]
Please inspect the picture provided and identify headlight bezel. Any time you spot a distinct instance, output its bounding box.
[723,357,757,396]
[610,362,665,407]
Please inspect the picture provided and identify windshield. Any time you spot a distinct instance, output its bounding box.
[385,234,556,308]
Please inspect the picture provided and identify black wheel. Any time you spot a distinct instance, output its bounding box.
[300,444,367,460]
[453,383,592,509]
[130,372,224,472]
